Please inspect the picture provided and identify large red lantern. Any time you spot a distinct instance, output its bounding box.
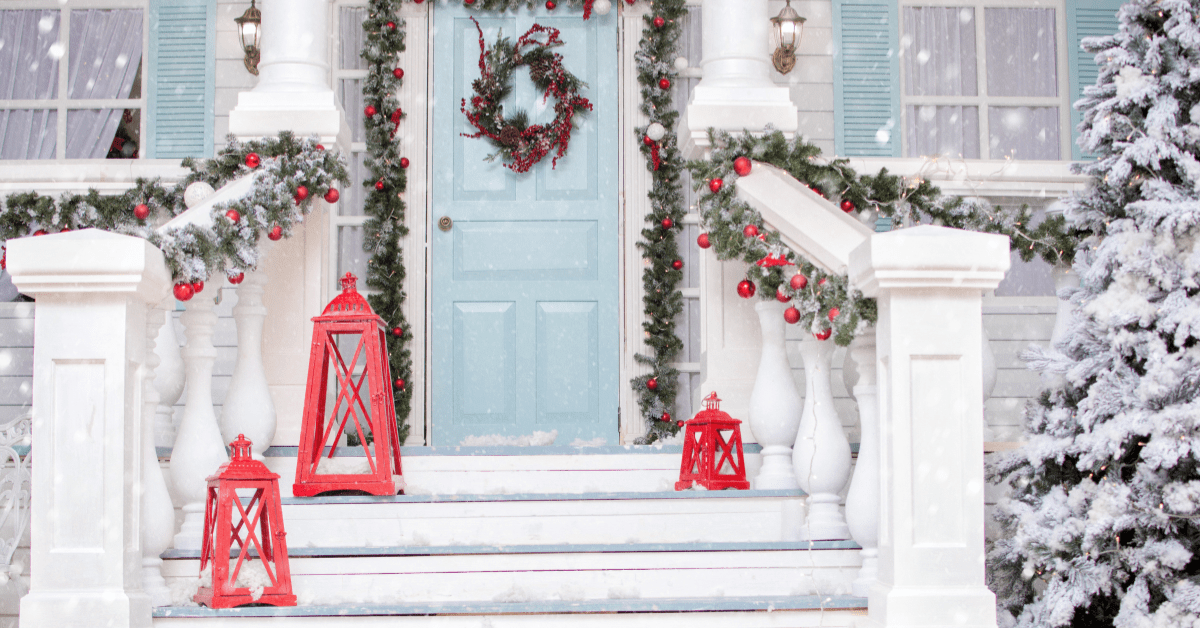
[676,392,750,491]
[293,272,403,497]
[195,435,296,609]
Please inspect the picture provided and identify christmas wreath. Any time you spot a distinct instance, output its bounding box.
[460,17,593,173]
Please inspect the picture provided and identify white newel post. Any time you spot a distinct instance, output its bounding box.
[844,327,879,597]
[9,229,170,628]
[793,335,852,540]
[219,269,276,459]
[153,309,184,448]
[848,226,1009,628]
[141,302,176,606]
[170,284,229,550]
[748,301,802,490]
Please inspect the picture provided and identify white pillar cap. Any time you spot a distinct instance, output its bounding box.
[8,228,171,301]
[848,225,1011,296]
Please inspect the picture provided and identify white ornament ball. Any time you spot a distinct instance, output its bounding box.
[593,0,612,15]
[184,181,216,209]
[674,57,689,71]
[646,122,666,142]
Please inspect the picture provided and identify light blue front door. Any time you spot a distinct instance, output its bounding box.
[431,3,619,446]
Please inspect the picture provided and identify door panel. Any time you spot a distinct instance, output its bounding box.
[432,3,618,446]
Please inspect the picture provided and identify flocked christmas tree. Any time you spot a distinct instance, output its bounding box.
[989,1,1200,626]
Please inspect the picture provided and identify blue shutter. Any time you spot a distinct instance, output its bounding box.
[833,0,900,157]
[1066,0,1124,161]
[147,0,215,159]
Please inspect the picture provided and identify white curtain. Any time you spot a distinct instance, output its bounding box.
[985,8,1059,159]
[902,6,978,158]
[906,104,979,159]
[66,9,142,159]
[0,10,60,159]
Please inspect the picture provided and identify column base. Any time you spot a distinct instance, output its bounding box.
[173,503,206,550]
[852,548,878,597]
[228,90,348,147]
[798,493,850,540]
[863,584,998,628]
[679,86,798,159]
[753,446,800,490]
[143,557,171,607]
[21,589,151,628]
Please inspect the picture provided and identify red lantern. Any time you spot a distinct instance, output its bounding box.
[294,273,403,497]
[194,435,296,609]
[676,392,750,491]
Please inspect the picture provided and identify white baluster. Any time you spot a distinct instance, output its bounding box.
[1043,264,1080,388]
[142,302,176,606]
[219,270,276,459]
[844,328,879,597]
[793,335,852,540]
[170,284,229,550]
[981,326,998,441]
[153,305,185,448]
[748,301,802,490]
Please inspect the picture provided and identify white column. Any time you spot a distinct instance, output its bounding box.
[219,269,276,459]
[679,0,798,157]
[748,301,801,490]
[152,307,184,447]
[141,302,176,607]
[848,226,1009,628]
[8,229,169,628]
[793,335,852,540]
[844,327,879,597]
[169,283,228,550]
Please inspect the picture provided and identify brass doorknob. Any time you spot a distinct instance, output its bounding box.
[438,216,453,232]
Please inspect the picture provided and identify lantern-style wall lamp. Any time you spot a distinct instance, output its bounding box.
[771,0,806,74]
[235,0,262,75]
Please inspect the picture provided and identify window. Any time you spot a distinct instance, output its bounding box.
[0,5,145,160]
[900,3,1066,160]
[332,3,370,295]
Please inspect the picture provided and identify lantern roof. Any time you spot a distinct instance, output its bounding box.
[207,434,280,482]
[690,391,739,424]
[315,272,382,322]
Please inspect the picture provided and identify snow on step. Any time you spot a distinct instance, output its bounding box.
[273,490,803,547]
[161,541,860,607]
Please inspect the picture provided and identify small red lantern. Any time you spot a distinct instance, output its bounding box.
[294,273,403,497]
[194,435,296,609]
[676,392,750,491]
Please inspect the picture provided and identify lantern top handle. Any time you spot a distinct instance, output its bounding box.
[340,272,358,293]
[231,434,253,461]
[703,391,722,411]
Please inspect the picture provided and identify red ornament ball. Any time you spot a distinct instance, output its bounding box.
[736,279,756,299]
[245,153,261,168]
[59,228,69,233]
[192,280,205,294]
[386,21,396,30]
[661,217,674,230]
[658,78,671,90]
[391,109,403,123]
[626,0,634,4]
[676,420,685,428]
[733,156,752,176]
[810,186,824,198]
[395,378,405,389]
[173,283,194,301]
[697,233,711,249]
[671,259,683,271]
[267,225,283,241]
[653,16,666,28]
[784,307,801,324]
[225,209,240,223]
[790,273,808,290]
[840,199,855,213]
[661,412,671,422]
[546,0,556,8]
[392,327,403,337]
[709,178,723,193]
[818,277,828,286]
[393,68,404,79]
[229,272,245,285]
[743,224,758,238]
[364,105,377,118]
[776,288,790,303]
[295,185,309,202]
[316,144,325,151]
[465,0,475,4]
[643,135,654,146]
[32,230,47,236]
[646,377,658,391]
[814,328,833,341]
[400,157,410,169]
[375,180,385,191]
[324,188,340,203]
[134,204,150,220]
[828,307,840,321]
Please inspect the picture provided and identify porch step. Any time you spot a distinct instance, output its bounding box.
[265,490,803,547]
[154,595,868,627]
[161,541,861,607]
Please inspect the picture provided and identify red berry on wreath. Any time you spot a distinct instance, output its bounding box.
[672,259,683,271]
[393,68,404,79]
[229,272,245,285]
[647,377,658,391]
[661,412,671,422]
[324,188,340,203]
[814,328,833,341]
[245,153,260,168]
[776,288,790,303]
[400,157,410,168]
[709,178,723,193]
[546,0,556,9]
[653,16,666,28]
[736,279,756,299]
[784,307,801,324]
[661,217,673,230]
[134,204,150,220]
[364,105,377,118]
[658,78,671,90]
[743,224,758,238]
[828,307,840,321]
[173,283,194,301]
[225,209,240,223]
[268,225,283,241]
[375,180,385,191]
[295,185,309,201]
[733,156,752,176]
[395,378,405,389]
[392,327,403,337]
[697,233,711,249]
[386,21,396,30]
[32,230,46,236]
[790,273,808,290]
[840,199,855,213]
[818,277,828,286]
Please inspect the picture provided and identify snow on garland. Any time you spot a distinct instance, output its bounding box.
[0,132,348,287]
[461,18,593,173]
[459,0,612,20]
[686,129,1082,346]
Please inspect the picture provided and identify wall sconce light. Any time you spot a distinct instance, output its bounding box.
[235,0,262,75]
[771,0,806,74]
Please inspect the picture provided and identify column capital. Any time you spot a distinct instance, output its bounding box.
[848,225,1011,296]
[8,229,170,301]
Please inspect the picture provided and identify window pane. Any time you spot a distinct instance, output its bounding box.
[342,151,369,217]
[0,10,60,100]
[67,109,129,159]
[902,7,976,97]
[985,8,1056,97]
[68,10,142,101]
[906,105,979,158]
[0,109,55,159]
[988,107,1059,160]
[341,79,365,143]
[338,225,369,285]
[340,7,368,70]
